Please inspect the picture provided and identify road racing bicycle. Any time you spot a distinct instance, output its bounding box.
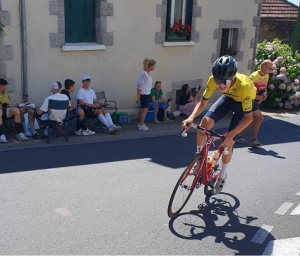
[167,123,228,218]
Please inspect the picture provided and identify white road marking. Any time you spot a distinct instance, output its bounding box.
[251,224,273,244]
[274,202,294,215]
[263,237,300,255]
[296,191,300,196]
[290,204,300,215]
[53,208,72,216]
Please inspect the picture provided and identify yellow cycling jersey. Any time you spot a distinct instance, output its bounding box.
[0,91,11,106]
[249,70,269,94]
[203,72,257,112]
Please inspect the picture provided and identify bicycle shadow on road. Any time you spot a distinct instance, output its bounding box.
[168,192,275,255]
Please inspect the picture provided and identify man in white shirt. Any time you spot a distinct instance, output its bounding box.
[27,81,69,137]
[77,75,121,134]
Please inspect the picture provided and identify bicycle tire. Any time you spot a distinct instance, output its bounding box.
[168,154,204,218]
[204,164,220,196]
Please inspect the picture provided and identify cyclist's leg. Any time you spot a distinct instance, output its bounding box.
[214,99,244,194]
[197,95,231,152]
[221,101,245,165]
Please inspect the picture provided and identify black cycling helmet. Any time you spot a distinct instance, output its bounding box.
[212,55,238,83]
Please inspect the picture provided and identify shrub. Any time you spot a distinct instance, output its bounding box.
[255,39,300,109]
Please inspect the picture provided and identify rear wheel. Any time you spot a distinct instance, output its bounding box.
[168,154,204,218]
[204,164,220,196]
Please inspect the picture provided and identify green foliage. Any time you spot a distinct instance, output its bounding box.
[255,39,300,110]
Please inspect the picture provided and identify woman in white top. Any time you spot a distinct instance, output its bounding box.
[135,58,157,131]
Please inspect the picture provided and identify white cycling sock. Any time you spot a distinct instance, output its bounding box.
[98,114,109,128]
[219,162,228,180]
[104,113,114,127]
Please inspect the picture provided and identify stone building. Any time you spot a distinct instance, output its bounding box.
[0,0,261,113]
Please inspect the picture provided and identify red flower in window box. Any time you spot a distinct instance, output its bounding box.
[168,19,191,37]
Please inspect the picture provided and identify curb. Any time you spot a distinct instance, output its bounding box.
[0,113,279,152]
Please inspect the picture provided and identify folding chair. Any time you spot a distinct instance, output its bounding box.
[35,99,70,143]
[82,110,105,133]
[65,107,79,134]
[3,116,15,134]
[77,102,105,133]
[95,91,118,115]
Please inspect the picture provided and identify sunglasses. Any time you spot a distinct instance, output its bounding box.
[214,79,231,85]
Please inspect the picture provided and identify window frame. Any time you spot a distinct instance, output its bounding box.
[170,0,186,27]
[165,0,193,42]
[220,28,238,57]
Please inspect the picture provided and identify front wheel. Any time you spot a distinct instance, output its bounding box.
[168,154,204,218]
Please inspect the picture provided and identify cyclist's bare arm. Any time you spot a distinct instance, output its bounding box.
[182,98,208,130]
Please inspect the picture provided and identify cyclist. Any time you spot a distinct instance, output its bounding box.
[182,55,256,194]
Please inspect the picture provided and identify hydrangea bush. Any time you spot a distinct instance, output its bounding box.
[255,39,300,109]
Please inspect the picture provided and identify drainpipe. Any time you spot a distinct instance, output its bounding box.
[20,0,28,102]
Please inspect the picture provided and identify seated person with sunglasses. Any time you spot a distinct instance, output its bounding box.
[182,55,256,194]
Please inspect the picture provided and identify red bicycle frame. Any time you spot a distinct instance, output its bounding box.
[179,129,225,190]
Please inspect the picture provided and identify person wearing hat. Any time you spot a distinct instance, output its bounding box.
[77,75,121,134]
[61,79,95,136]
[0,78,29,143]
[27,81,69,137]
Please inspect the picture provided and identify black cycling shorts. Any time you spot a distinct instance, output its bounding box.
[204,95,254,132]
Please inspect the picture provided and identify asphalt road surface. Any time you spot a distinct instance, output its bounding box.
[0,114,299,255]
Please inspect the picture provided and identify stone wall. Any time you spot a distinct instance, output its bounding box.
[0,1,15,93]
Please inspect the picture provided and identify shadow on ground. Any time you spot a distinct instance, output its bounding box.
[0,116,298,174]
[169,192,275,255]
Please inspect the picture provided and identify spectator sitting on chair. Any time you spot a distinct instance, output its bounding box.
[178,84,201,117]
[77,75,121,134]
[27,81,69,137]
[149,81,172,123]
[61,79,95,136]
[0,78,28,143]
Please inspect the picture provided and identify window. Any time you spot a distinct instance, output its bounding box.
[220,28,238,57]
[166,0,193,41]
[64,0,95,43]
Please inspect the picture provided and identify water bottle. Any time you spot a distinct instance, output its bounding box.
[207,156,213,171]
